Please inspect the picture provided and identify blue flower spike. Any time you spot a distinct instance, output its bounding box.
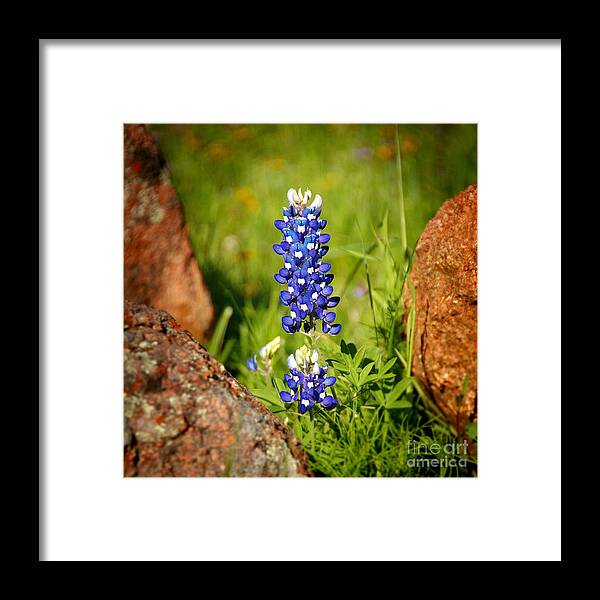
[273,188,343,337]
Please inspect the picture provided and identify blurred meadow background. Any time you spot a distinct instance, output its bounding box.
[152,123,476,377]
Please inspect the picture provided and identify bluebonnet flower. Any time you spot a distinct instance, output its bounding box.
[279,346,338,414]
[273,188,342,336]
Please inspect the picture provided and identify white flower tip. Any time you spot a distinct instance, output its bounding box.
[287,354,298,369]
[310,194,323,210]
[294,345,311,366]
[287,188,298,204]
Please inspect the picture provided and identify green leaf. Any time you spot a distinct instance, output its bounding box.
[354,346,367,368]
[370,388,386,406]
[340,340,357,358]
[329,361,351,374]
[248,386,282,410]
[385,377,412,408]
[358,362,375,387]
[379,357,397,375]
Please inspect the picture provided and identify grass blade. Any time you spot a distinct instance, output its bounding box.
[206,306,233,358]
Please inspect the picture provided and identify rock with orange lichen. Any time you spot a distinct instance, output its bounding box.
[124,124,214,343]
[404,184,478,436]
[124,302,310,477]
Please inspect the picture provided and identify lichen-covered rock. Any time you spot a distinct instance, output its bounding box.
[124,302,310,477]
[404,184,477,435]
[124,124,214,343]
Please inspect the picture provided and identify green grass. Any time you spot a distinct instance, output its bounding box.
[150,124,477,477]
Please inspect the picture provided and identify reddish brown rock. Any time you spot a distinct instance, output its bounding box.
[124,124,214,343]
[404,184,477,435]
[124,302,310,477]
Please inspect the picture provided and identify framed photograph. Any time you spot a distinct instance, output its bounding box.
[41,39,561,561]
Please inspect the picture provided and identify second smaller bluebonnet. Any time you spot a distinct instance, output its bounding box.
[279,345,338,414]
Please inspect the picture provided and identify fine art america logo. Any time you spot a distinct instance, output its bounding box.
[407,439,469,469]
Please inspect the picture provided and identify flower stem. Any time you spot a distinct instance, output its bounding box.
[307,315,316,349]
